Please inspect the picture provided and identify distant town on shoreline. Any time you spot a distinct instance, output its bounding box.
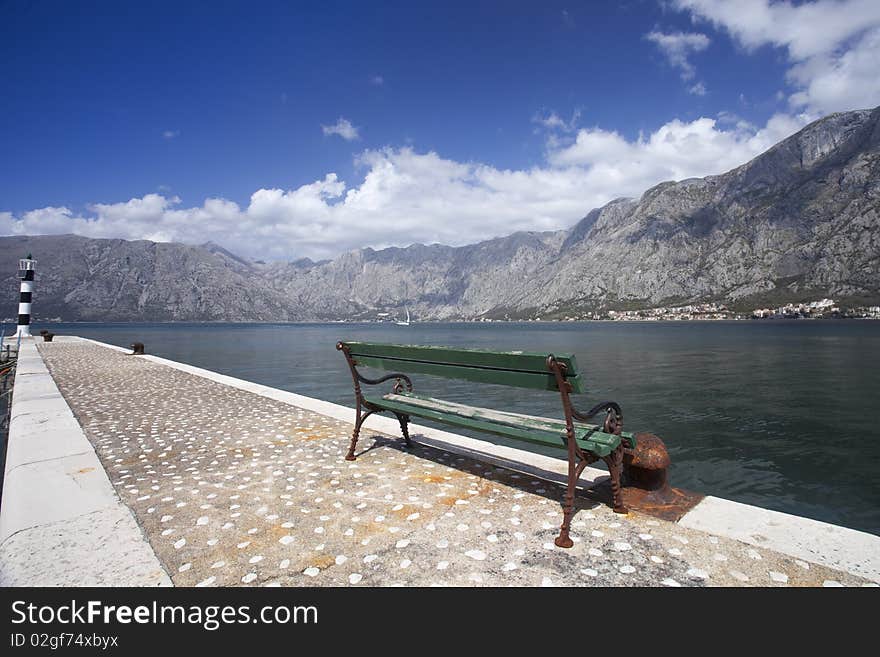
[469,298,880,322]
[581,299,880,322]
[15,297,879,326]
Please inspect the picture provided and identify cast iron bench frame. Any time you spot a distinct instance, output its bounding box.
[336,340,636,548]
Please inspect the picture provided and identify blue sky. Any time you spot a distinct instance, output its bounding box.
[2,0,879,260]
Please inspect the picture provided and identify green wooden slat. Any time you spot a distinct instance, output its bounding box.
[352,354,572,391]
[342,341,583,393]
[363,394,622,457]
[377,392,635,448]
[345,341,579,372]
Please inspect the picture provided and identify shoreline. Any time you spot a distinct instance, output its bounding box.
[7,316,880,327]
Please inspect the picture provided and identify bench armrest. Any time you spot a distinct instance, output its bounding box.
[356,371,413,391]
[337,341,413,393]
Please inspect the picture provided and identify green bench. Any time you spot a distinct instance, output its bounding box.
[336,341,636,548]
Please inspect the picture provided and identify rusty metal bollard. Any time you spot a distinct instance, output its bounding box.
[624,433,671,492]
[620,432,703,521]
[129,342,145,355]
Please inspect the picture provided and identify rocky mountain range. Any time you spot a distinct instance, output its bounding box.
[2,106,878,322]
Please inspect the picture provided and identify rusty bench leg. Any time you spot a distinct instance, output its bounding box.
[555,422,580,548]
[555,456,577,549]
[602,445,628,514]
[394,413,412,448]
[555,455,592,548]
[345,418,362,461]
[346,408,375,461]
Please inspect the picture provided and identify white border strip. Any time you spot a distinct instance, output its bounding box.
[680,496,880,582]
[0,339,171,586]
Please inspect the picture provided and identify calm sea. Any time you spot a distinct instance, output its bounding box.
[20,320,880,535]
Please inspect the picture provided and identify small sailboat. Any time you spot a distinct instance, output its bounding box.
[395,308,411,326]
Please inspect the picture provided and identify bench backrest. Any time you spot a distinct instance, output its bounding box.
[340,341,583,393]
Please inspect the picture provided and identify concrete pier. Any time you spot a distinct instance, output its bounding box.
[1,336,877,587]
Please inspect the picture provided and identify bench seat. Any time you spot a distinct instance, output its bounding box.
[363,391,634,458]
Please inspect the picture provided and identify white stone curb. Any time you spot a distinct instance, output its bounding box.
[680,496,880,583]
[0,338,172,586]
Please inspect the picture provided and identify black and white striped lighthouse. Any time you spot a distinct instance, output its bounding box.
[15,253,36,338]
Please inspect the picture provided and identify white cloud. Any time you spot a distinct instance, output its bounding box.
[645,30,711,80]
[547,112,808,177]
[321,117,360,141]
[162,130,179,140]
[370,75,384,86]
[716,111,757,132]
[688,81,707,96]
[787,27,880,112]
[1,110,817,261]
[533,109,581,132]
[673,0,880,113]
